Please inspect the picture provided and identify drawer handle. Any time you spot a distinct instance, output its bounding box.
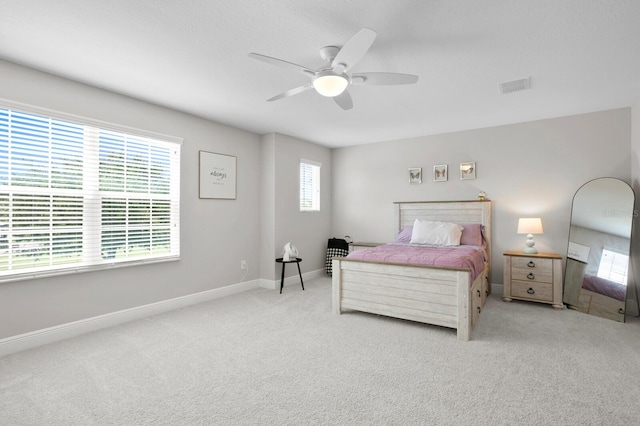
[527,273,535,280]
[618,308,625,314]
[527,287,535,295]
[477,289,481,298]
[527,261,535,268]
[477,307,481,314]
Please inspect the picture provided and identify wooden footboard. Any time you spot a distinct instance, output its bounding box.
[332,257,486,341]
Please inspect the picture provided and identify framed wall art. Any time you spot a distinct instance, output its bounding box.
[199,150,237,199]
[433,164,447,182]
[460,162,476,180]
[409,167,422,184]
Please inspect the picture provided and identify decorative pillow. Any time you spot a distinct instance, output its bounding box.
[460,223,484,246]
[394,226,413,243]
[409,219,464,246]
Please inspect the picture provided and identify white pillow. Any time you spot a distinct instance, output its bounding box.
[409,219,464,246]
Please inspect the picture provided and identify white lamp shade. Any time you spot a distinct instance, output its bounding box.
[313,73,348,97]
[517,218,543,235]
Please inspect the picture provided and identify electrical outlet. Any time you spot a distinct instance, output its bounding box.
[240,260,247,270]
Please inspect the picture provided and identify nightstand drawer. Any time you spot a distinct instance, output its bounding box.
[511,280,553,302]
[511,268,553,284]
[511,256,552,271]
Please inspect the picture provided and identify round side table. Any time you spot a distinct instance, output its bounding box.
[275,257,304,294]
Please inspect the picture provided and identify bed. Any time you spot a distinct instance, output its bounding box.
[576,274,626,322]
[564,258,627,322]
[332,200,492,341]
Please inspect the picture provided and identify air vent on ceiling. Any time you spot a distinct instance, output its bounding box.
[499,77,531,94]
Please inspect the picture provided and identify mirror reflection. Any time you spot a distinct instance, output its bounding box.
[563,178,635,322]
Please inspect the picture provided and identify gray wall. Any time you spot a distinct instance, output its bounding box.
[331,108,632,287]
[0,59,333,339]
[0,60,268,338]
[260,133,277,281]
[262,133,332,281]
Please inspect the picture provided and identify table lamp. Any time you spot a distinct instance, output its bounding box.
[517,218,543,254]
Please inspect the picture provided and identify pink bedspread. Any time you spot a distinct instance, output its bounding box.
[345,243,486,282]
[582,274,627,301]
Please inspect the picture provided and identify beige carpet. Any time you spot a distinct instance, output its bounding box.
[1,276,639,425]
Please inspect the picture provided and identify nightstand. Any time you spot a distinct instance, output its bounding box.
[349,242,384,252]
[503,250,563,309]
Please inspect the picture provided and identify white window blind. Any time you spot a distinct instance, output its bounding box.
[300,160,320,212]
[0,104,181,282]
[597,248,629,285]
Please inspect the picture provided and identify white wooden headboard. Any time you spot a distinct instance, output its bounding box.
[394,200,491,231]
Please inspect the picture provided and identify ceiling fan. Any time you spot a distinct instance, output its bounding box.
[248,28,419,110]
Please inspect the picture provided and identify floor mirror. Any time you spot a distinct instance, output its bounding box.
[563,177,635,322]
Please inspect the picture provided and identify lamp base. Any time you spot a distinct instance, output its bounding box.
[523,233,537,254]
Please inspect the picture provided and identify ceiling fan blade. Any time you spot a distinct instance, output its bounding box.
[351,72,419,85]
[333,90,353,110]
[267,83,314,102]
[249,53,316,76]
[331,28,377,72]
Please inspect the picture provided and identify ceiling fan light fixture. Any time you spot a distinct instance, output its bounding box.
[249,27,417,109]
[313,72,348,97]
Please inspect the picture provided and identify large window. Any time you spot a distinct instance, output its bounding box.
[300,159,320,212]
[0,103,181,282]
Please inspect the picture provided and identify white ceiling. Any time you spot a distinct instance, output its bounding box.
[1,0,640,148]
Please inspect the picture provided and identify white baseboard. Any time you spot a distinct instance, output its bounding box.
[0,279,260,358]
[492,283,503,295]
[259,268,326,290]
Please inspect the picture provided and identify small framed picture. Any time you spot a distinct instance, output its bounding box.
[408,167,422,184]
[433,165,447,182]
[460,162,476,180]
[199,151,237,199]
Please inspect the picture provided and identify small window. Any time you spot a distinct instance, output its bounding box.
[597,248,629,285]
[300,160,320,212]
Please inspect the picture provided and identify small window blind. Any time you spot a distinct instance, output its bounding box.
[300,159,320,212]
[0,102,181,283]
[597,248,629,285]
